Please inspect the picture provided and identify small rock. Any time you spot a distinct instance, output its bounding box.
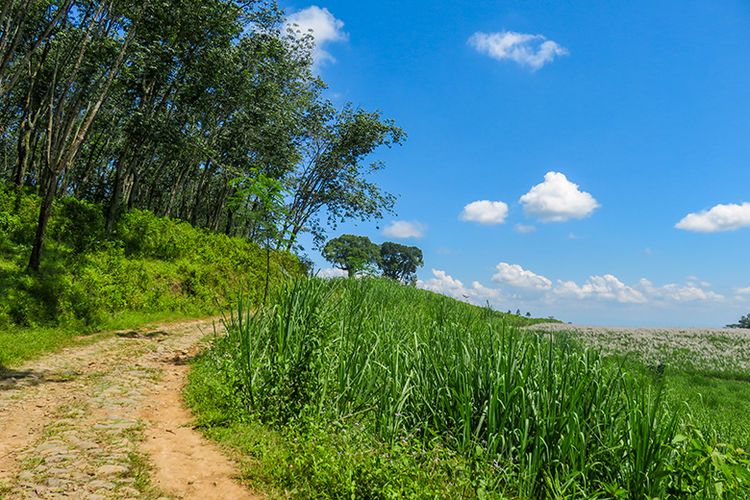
[45,477,68,488]
[96,464,128,476]
[67,436,99,451]
[88,479,116,490]
[18,470,35,482]
[44,453,76,464]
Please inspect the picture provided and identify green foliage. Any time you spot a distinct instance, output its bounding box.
[0,0,405,271]
[727,313,750,329]
[116,210,203,261]
[321,234,380,277]
[49,197,106,254]
[667,427,750,497]
[185,278,750,498]
[378,241,423,283]
[0,187,303,363]
[187,334,496,499]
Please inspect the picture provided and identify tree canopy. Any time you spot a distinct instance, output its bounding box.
[727,313,750,329]
[0,0,404,270]
[321,234,380,277]
[379,242,423,284]
[321,235,424,282]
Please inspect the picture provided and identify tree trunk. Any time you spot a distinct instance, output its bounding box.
[13,110,34,188]
[27,171,56,272]
[106,158,126,232]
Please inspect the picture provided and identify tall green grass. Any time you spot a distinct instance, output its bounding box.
[212,278,710,497]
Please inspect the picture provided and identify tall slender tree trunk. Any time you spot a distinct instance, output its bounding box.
[13,111,34,188]
[27,171,55,271]
[106,156,128,232]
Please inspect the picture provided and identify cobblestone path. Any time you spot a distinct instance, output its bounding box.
[0,319,257,500]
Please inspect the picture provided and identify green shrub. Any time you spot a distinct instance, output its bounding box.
[49,197,105,254]
[0,184,303,332]
[116,209,200,260]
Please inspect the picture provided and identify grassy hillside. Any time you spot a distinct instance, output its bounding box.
[0,183,303,366]
[186,278,750,498]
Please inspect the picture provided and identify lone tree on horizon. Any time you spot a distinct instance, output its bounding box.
[727,313,750,329]
[322,234,380,277]
[379,242,423,284]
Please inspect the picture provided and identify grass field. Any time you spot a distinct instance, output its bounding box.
[533,323,750,452]
[186,278,750,498]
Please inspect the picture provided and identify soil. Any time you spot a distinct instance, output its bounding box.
[0,318,260,499]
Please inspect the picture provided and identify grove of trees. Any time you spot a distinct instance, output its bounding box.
[322,234,423,283]
[0,0,404,270]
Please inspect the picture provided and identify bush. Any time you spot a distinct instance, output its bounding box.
[49,197,105,254]
[0,185,304,330]
[116,209,200,260]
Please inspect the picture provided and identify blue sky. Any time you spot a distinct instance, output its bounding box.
[283,0,750,327]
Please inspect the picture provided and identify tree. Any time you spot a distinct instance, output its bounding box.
[727,313,750,329]
[27,1,143,271]
[0,0,405,272]
[322,234,379,278]
[379,241,423,284]
[283,104,405,249]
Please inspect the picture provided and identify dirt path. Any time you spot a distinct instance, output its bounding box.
[0,319,259,499]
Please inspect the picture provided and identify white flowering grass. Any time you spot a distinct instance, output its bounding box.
[531,324,750,374]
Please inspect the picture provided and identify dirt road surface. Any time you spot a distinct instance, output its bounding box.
[0,319,259,499]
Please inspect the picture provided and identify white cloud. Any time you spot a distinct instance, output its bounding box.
[383,220,426,239]
[418,269,503,305]
[420,265,727,315]
[675,202,750,233]
[736,287,750,295]
[514,224,536,234]
[285,6,347,68]
[468,31,568,70]
[317,267,348,279]
[418,269,470,300]
[520,171,600,222]
[460,200,509,225]
[555,274,647,304]
[638,279,723,302]
[470,281,504,301]
[492,263,552,290]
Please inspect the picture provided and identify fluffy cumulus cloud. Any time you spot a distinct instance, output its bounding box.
[555,275,647,304]
[468,31,568,70]
[418,269,503,304]
[520,171,600,222]
[492,263,552,290]
[638,279,723,302]
[460,200,509,225]
[383,220,425,239]
[675,202,750,233]
[419,264,726,313]
[317,267,348,279]
[284,6,347,68]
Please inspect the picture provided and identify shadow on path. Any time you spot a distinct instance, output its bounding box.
[0,367,79,391]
